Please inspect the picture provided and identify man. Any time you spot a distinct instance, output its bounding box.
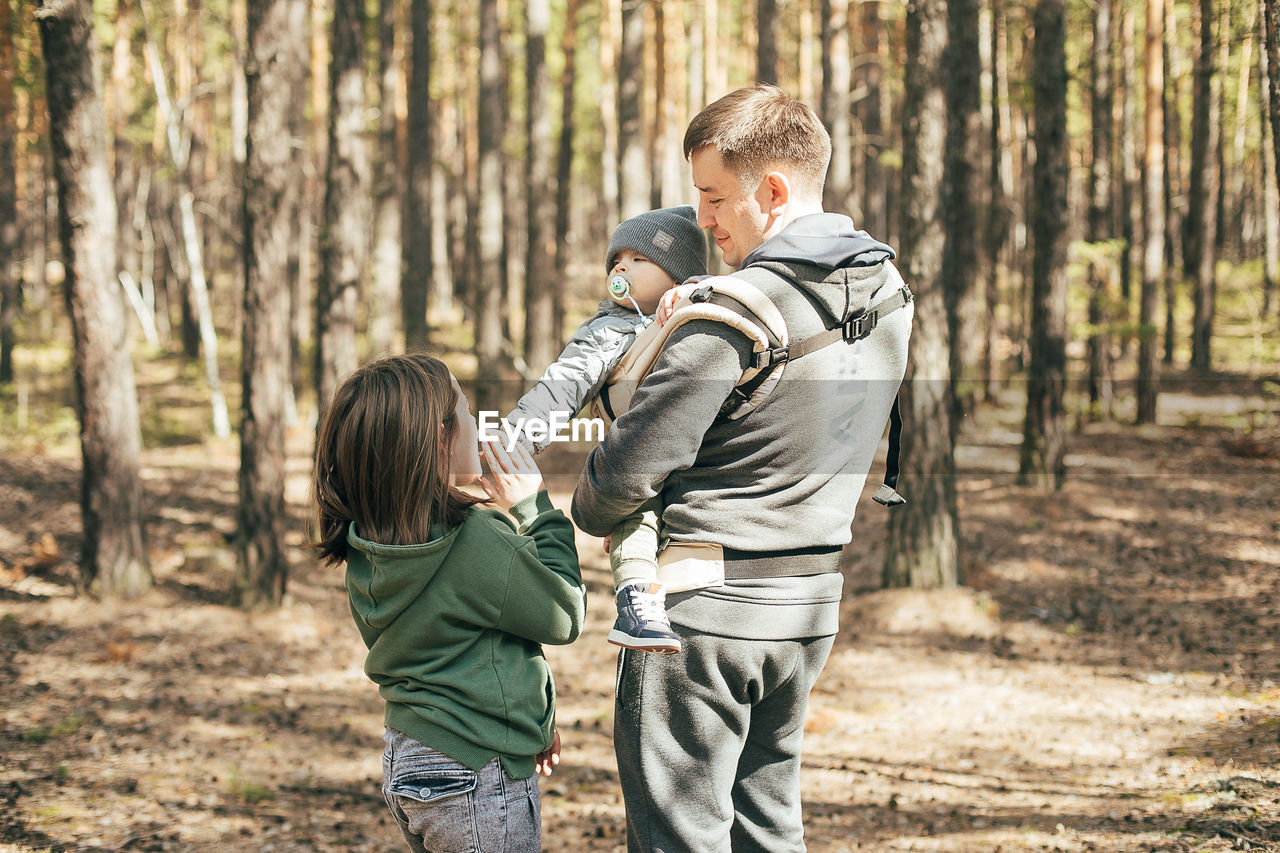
[572,85,912,852]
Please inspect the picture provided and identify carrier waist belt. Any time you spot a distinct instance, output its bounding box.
[721,545,842,579]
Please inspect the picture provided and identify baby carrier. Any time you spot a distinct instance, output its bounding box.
[590,261,914,506]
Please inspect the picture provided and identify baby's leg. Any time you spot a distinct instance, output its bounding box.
[608,498,680,654]
[610,498,661,588]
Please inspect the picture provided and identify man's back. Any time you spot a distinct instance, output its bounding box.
[572,213,912,554]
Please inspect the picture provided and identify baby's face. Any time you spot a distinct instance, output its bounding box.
[607,249,677,314]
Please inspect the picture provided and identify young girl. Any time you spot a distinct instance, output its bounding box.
[312,353,585,853]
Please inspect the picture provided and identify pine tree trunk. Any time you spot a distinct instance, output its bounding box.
[237,0,303,608]
[1227,25,1254,262]
[945,0,982,418]
[1137,0,1164,424]
[756,0,779,84]
[983,0,1013,400]
[316,0,369,413]
[1186,0,1218,372]
[689,0,705,122]
[37,0,151,598]
[1118,6,1137,310]
[402,0,431,350]
[475,0,505,412]
[884,0,959,590]
[1262,26,1280,316]
[1087,0,1115,417]
[820,0,852,216]
[111,0,139,310]
[26,75,51,317]
[649,0,666,211]
[618,0,646,218]
[229,0,247,315]
[288,0,317,409]
[369,0,401,356]
[0,0,17,384]
[600,0,620,224]
[553,0,578,339]
[1019,0,1068,488]
[525,0,556,369]
[1267,0,1280,204]
[502,27,523,348]
[659,0,686,208]
[705,0,726,104]
[1162,0,1181,364]
[860,1,886,240]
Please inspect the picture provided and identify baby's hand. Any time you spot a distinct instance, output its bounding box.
[655,282,702,326]
[479,440,544,510]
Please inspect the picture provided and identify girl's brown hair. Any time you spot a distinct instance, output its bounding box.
[311,353,486,565]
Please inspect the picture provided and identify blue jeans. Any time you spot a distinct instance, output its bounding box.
[381,728,541,853]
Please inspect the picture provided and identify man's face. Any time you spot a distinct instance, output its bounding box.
[691,146,772,268]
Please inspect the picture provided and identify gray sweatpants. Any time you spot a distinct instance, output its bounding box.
[613,628,836,853]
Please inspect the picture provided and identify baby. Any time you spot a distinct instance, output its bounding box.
[506,205,707,653]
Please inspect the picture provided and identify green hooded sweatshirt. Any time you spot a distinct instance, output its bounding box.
[345,490,584,779]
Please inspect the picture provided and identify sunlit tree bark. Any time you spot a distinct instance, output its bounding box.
[820,0,852,215]
[525,0,556,369]
[316,0,369,413]
[1267,0,1280,203]
[37,0,151,598]
[618,0,646,218]
[884,0,959,590]
[1186,0,1218,372]
[474,0,505,411]
[368,0,401,356]
[1019,0,1068,488]
[945,0,982,416]
[757,0,779,84]
[1137,0,1164,424]
[1262,25,1280,316]
[0,0,18,383]
[1162,0,1182,364]
[237,0,303,607]
[1087,0,1114,417]
[403,0,432,351]
[554,0,579,338]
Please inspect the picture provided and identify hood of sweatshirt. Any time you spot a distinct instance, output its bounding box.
[740,213,898,324]
[345,522,461,630]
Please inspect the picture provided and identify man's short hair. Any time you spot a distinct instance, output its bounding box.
[683,85,832,195]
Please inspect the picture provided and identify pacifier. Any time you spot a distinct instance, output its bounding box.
[608,273,632,298]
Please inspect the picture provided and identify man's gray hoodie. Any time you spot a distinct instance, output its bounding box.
[571,213,912,639]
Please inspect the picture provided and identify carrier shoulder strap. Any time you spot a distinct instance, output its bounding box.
[733,260,912,507]
[743,261,914,371]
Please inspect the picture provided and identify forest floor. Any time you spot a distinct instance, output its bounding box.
[2,349,1280,851]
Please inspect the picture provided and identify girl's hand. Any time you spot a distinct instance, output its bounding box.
[535,729,561,776]
[478,439,544,510]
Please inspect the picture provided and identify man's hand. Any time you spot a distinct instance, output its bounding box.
[535,729,561,776]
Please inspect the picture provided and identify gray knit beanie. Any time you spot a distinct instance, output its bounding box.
[605,205,707,286]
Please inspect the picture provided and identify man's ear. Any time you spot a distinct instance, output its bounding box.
[760,170,791,216]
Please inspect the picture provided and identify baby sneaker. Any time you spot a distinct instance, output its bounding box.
[608,581,681,654]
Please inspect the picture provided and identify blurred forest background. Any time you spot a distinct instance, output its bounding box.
[1,0,1279,603]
